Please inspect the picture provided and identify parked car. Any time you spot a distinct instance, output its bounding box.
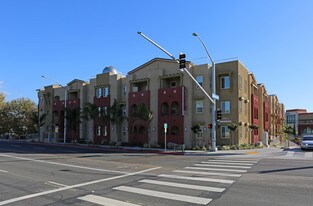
[300,135,313,150]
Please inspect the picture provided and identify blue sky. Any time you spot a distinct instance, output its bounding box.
[0,0,312,112]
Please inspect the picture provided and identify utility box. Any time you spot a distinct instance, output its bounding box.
[262,132,269,147]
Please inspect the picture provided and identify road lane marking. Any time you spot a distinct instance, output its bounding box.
[158,174,234,184]
[45,181,68,188]
[208,160,258,164]
[304,152,313,158]
[0,169,8,173]
[0,167,161,206]
[0,154,127,174]
[78,195,141,206]
[114,186,212,205]
[185,167,247,173]
[173,170,242,177]
[202,161,253,166]
[285,151,294,157]
[139,179,225,192]
[194,164,251,169]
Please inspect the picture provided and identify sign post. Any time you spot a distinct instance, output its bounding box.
[164,123,168,151]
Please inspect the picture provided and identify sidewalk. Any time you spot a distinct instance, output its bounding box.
[0,139,284,156]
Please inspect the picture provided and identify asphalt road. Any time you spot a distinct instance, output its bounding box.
[0,140,313,206]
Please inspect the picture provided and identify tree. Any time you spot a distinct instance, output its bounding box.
[131,103,153,146]
[0,92,5,108]
[109,99,126,146]
[0,92,7,136]
[82,102,98,121]
[228,123,238,145]
[4,98,37,137]
[65,107,82,142]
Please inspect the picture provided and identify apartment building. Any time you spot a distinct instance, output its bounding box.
[38,58,284,148]
[286,109,313,136]
[269,95,285,142]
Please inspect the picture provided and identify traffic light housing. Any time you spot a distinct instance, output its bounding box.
[179,53,186,69]
[208,123,212,129]
[217,109,222,120]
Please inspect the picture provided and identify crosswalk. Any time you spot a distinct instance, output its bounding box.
[78,157,260,206]
[271,150,313,159]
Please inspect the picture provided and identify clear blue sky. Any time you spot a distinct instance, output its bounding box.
[0,0,312,112]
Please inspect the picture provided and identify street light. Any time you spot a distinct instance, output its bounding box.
[192,32,218,151]
[41,75,67,144]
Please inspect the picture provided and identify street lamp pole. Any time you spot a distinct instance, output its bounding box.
[192,32,217,151]
[41,75,67,144]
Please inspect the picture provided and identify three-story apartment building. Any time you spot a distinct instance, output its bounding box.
[38,58,284,148]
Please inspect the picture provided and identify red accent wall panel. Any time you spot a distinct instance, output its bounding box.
[128,91,150,145]
[158,86,185,145]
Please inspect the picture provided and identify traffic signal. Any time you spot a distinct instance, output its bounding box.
[179,53,186,69]
[208,123,212,129]
[217,109,222,120]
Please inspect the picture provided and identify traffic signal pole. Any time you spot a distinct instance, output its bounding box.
[137,31,217,151]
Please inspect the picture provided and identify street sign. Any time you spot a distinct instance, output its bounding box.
[212,93,219,100]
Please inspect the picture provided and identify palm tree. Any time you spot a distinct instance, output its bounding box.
[228,123,238,145]
[132,103,153,147]
[65,107,81,143]
[82,102,98,121]
[109,99,126,146]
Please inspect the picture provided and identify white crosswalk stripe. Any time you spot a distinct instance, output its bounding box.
[78,195,141,206]
[286,151,294,157]
[139,179,225,192]
[158,174,234,184]
[173,169,242,177]
[185,166,247,173]
[208,159,258,164]
[304,152,313,158]
[114,186,212,205]
[201,161,254,166]
[194,163,251,169]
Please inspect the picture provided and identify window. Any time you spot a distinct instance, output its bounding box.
[196,125,203,139]
[123,86,127,95]
[244,80,247,93]
[98,107,101,117]
[220,76,230,89]
[171,126,179,135]
[96,126,101,136]
[221,126,230,138]
[96,87,102,98]
[161,102,169,116]
[122,127,126,136]
[102,126,107,136]
[171,102,179,116]
[103,107,108,116]
[286,114,296,124]
[196,75,203,87]
[170,81,177,88]
[104,86,109,97]
[239,75,242,90]
[221,101,231,114]
[196,100,204,113]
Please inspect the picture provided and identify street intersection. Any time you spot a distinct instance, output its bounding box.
[0,141,312,206]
